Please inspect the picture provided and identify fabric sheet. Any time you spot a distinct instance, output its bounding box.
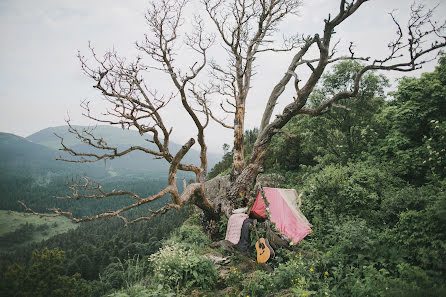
[250,187,312,244]
[225,213,249,245]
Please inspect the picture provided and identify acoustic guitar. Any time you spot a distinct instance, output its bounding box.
[253,221,272,263]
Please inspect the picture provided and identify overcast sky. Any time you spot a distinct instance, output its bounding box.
[0,0,444,154]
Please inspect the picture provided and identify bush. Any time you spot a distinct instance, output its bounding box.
[176,225,211,248]
[301,162,402,226]
[225,267,244,289]
[241,270,273,297]
[241,252,330,297]
[148,243,217,291]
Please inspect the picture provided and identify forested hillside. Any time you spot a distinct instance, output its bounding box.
[1,59,445,297]
[0,128,201,296]
[0,132,110,212]
[0,168,190,296]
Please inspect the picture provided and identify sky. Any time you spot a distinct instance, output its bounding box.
[0,0,444,154]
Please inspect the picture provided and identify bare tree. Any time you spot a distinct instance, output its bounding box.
[22,0,446,231]
[228,1,446,202]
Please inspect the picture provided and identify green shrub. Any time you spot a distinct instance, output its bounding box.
[225,267,244,289]
[241,253,330,297]
[302,162,402,226]
[176,225,211,248]
[148,243,217,291]
[241,270,273,297]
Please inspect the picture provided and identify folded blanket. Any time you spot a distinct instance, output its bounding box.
[225,213,249,245]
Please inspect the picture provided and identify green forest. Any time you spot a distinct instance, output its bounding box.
[1,57,445,297]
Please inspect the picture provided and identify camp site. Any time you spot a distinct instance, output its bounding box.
[1,0,445,296]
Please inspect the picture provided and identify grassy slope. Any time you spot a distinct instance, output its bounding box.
[0,210,78,250]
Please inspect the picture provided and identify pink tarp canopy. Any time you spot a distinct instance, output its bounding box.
[250,187,312,244]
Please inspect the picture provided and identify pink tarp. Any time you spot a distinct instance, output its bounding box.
[250,187,312,244]
[225,213,249,245]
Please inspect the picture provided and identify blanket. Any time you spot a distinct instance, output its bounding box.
[225,213,249,245]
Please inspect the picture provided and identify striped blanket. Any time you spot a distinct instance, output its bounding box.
[225,213,249,245]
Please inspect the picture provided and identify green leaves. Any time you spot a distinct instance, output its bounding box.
[375,56,446,182]
[1,248,91,297]
[148,243,217,291]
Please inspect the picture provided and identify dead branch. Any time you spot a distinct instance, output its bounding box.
[20,136,212,225]
[298,3,446,116]
[55,176,142,201]
[259,0,445,127]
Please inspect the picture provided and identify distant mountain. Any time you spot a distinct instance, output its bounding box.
[0,132,108,212]
[0,132,166,214]
[27,125,221,173]
[0,132,103,177]
[27,125,152,149]
[0,132,57,170]
[0,127,221,214]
